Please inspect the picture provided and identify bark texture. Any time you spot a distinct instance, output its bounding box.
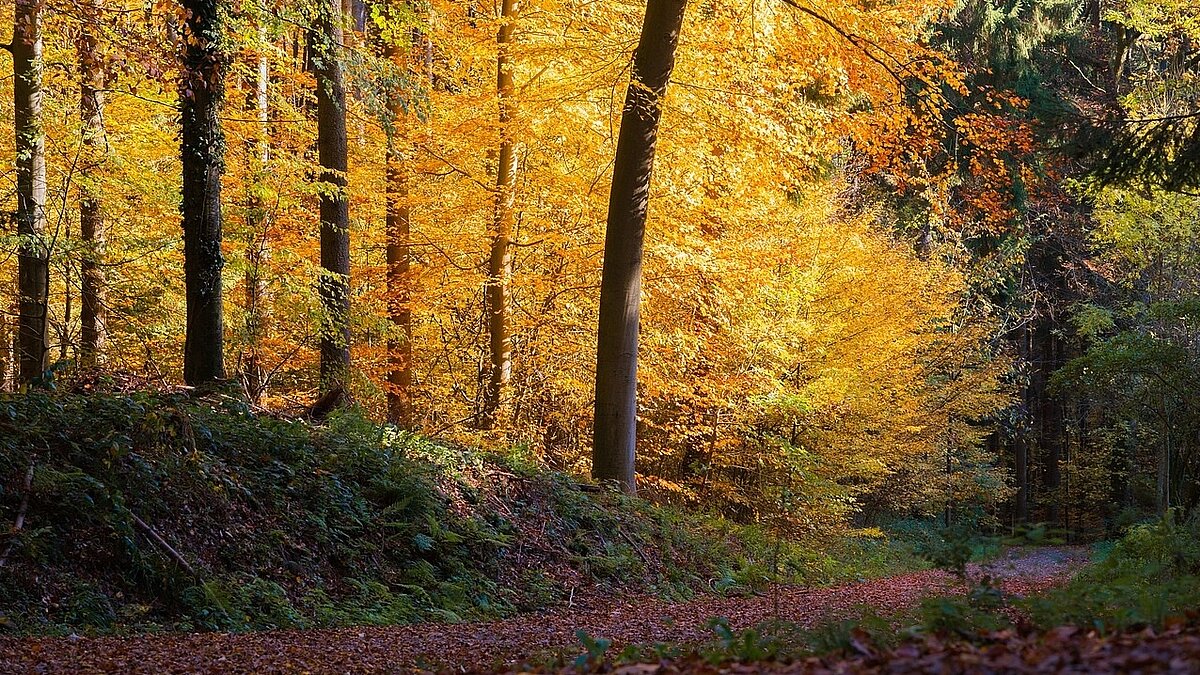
[482,0,519,429]
[79,0,107,367]
[311,0,352,392]
[592,0,688,493]
[180,0,227,386]
[13,0,49,384]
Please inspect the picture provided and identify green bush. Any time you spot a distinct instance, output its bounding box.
[1023,512,1200,632]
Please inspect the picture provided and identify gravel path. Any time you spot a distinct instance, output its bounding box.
[0,547,1088,674]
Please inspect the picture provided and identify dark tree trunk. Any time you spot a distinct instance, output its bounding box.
[482,0,518,429]
[1014,326,1030,523]
[384,29,414,428]
[1038,318,1064,524]
[79,0,107,367]
[180,0,227,386]
[311,0,351,392]
[13,0,49,384]
[592,0,688,494]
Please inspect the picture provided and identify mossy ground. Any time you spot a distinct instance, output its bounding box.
[0,391,924,635]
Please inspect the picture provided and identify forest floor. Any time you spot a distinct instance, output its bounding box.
[0,546,1088,674]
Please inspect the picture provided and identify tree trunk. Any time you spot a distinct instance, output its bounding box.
[1014,325,1030,523]
[79,0,107,367]
[180,0,226,386]
[592,0,688,493]
[384,32,414,428]
[244,25,270,402]
[482,0,518,430]
[13,0,49,384]
[311,0,351,392]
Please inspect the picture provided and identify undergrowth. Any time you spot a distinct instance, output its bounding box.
[0,391,923,635]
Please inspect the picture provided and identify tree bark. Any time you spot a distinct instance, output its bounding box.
[244,24,270,402]
[482,0,518,430]
[592,0,688,493]
[179,0,226,386]
[384,31,414,428]
[311,0,352,393]
[79,0,107,367]
[13,0,49,384]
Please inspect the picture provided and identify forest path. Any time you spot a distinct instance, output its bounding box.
[0,546,1088,674]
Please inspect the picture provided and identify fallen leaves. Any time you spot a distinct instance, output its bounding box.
[0,548,1090,673]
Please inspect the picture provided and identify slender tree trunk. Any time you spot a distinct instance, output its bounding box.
[592,0,688,493]
[61,222,71,362]
[311,0,351,392]
[180,0,226,386]
[79,0,107,367]
[244,25,270,402]
[384,30,414,428]
[1014,326,1030,523]
[13,0,49,384]
[0,310,8,390]
[1040,325,1062,524]
[482,0,518,429]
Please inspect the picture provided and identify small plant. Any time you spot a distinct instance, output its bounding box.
[573,629,612,670]
[705,617,778,662]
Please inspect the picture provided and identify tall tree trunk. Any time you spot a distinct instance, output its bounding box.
[12,0,49,384]
[180,0,227,386]
[384,31,414,428]
[1013,326,1030,523]
[0,310,8,390]
[79,0,107,367]
[311,0,351,392]
[482,0,518,429]
[244,25,270,402]
[1039,322,1063,524]
[592,0,688,493]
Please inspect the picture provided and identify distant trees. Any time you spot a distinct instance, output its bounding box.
[242,20,271,403]
[592,0,688,493]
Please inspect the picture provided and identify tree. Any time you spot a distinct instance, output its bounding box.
[592,0,688,493]
[78,0,107,367]
[311,0,352,392]
[10,0,49,383]
[243,20,271,402]
[481,0,518,429]
[179,0,227,386]
[384,11,416,427]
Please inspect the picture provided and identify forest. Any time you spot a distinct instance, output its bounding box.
[2,0,1200,670]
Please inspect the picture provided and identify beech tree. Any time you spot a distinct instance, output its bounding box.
[311,0,352,392]
[180,0,227,386]
[592,0,689,493]
[78,0,107,367]
[481,0,518,429]
[10,0,48,384]
[384,19,415,427]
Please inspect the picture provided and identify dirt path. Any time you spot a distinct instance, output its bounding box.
[0,547,1088,674]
